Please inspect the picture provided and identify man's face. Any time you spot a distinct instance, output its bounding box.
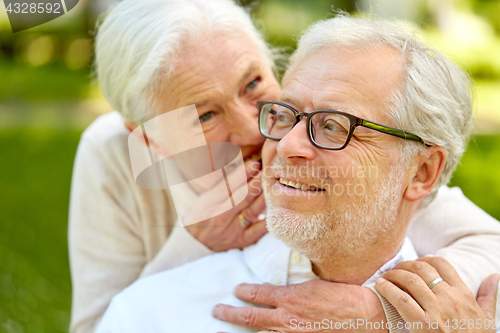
[262,44,412,259]
[154,31,281,161]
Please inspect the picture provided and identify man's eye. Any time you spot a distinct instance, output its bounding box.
[199,111,214,123]
[324,121,343,132]
[325,123,337,131]
[245,77,260,92]
[278,114,290,122]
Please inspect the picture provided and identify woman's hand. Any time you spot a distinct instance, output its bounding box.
[375,256,499,332]
[185,158,268,252]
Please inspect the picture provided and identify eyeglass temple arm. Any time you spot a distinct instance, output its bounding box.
[361,119,428,145]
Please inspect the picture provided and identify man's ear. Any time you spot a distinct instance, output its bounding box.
[404,146,447,202]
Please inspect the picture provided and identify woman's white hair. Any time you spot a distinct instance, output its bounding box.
[95,0,276,123]
[285,14,473,207]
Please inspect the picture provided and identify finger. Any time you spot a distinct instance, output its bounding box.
[245,175,263,202]
[242,159,261,181]
[196,159,260,208]
[375,277,426,324]
[242,195,266,223]
[477,273,500,320]
[247,171,263,197]
[382,269,439,311]
[233,283,279,307]
[393,260,443,287]
[212,304,279,329]
[200,168,249,206]
[240,220,268,246]
[224,159,261,193]
[219,176,261,225]
[416,256,466,288]
[230,174,262,212]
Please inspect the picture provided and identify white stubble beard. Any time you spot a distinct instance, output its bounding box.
[264,163,406,262]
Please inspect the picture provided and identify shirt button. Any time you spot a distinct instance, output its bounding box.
[291,252,302,264]
[273,277,283,286]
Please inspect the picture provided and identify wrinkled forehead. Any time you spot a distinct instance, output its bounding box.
[281,44,405,122]
[153,31,271,109]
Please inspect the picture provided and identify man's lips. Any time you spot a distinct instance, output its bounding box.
[277,177,325,192]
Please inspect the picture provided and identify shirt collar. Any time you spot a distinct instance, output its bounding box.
[243,234,417,286]
[243,234,291,285]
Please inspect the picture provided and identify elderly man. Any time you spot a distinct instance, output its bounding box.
[94,15,500,333]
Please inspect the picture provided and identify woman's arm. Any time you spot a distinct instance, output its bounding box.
[69,130,151,333]
[409,186,500,296]
[69,113,267,332]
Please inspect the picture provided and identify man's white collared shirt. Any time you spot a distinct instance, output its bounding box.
[96,234,417,332]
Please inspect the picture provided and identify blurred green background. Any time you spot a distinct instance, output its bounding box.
[1,0,499,332]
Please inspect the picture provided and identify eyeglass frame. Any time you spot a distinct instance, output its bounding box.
[257,100,429,151]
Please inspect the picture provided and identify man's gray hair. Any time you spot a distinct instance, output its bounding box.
[285,14,473,206]
[95,0,275,123]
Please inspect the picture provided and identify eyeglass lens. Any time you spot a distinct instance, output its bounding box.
[261,103,351,149]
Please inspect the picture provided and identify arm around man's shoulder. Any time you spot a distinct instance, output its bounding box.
[409,186,500,298]
[69,112,152,333]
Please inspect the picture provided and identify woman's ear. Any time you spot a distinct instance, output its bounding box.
[124,121,139,133]
[125,121,172,157]
[125,121,149,147]
[404,146,447,202]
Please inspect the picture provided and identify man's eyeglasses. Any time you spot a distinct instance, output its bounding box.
[257,101,428,150]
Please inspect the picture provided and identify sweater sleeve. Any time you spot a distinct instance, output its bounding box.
[69,133,148,333]
[365,284,408,333]
[408,186,500,297]
[69,118,215,333]
[139,222,214,278]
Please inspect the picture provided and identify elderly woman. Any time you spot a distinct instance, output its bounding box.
[69,0,500,332]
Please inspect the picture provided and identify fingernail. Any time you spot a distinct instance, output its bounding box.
[376,277,386,285]
[234,283,245,292]
[212,305,220,318]
[263,282,272,286]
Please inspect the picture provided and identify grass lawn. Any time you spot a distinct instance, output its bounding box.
[0,129,499,332]
[0,60,92,102]
[449,135,500,219]
[0,129,81,333]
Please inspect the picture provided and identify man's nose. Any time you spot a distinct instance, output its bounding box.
[227,102,262,146]
[276,120,316,160]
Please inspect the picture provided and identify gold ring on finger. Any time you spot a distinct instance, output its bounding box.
[238,213,251,227]
[428,276,444,289]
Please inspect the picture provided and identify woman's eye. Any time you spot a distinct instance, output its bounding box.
[245,77,260,92]
[199,111,214,123]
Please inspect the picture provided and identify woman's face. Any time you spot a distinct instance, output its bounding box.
[154,31,281,160]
